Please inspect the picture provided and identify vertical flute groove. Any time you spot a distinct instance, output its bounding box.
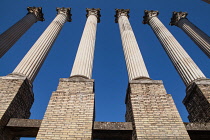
[0,7,44,58]
[12,8,71,83]
[178,19,210,58]
[144,11,206,86]
[170,12,210,58]
[70,9,100,79]
[115,9,149,81]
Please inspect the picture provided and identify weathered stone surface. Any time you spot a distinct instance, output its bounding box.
[143,10,206,87]
[7,118,41,128]
[93,122,210,139]
[116,9,150,81]
[12,7,71,83]
[115,8,130,23]
[4,119,210,139]
[126,79,190,139]
[184,122,210,130]
[94,122,133,130]
[36,77,95,139]
[70,8,100,79]
[86,8,101,23]
[185,122,210,140]
[93,122,132,139]
[183,79,210,122]
[5,118,41,137]
[0,76,34,140]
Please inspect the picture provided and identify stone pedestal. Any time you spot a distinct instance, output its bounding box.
[183,79,210,122]
[36,77,95,139]
[1,7,71,140]
[37,8,98,139]
[143,10,210,123]
[125,79,190,139]
[0,75,34,140]
[0,7,44,58]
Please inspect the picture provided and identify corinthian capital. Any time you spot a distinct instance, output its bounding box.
[56,7,72,22]
[142,10,159,24]
[114,9,130,23]
[27,7,44,21]
[170,11,188,26]
[86,8,101,23]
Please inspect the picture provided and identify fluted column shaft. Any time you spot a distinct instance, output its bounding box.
[12,8,71,83]
[177,19,210,58]
[0,7,44,58]
[115,9,149,81]
[70,8,100,79]
[144,11,206,86]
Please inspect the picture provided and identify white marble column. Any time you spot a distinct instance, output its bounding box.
[12,8,71,83]
[143,10,206,86]
[0,7,44,58]
[70,8,100,79]
[170,12,210,58]
[115,9,149,81]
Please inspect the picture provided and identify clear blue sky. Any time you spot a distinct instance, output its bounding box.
[1,0,210,139]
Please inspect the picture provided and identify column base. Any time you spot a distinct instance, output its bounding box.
[0,75,34,140]
[125,79,190,139]
[36,77,95,139]
[183,79,210,123]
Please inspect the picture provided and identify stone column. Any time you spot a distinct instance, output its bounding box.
[70,8,101,79]
[143,10,206,87]
[0,8,71,140]
[114,9,190,139]
[0,7,44,58]
[115,9,149,81]
[37,8,100,139]
[170,12,210,58]
[12,7,71,83]
[202,0,210,4]
[143,10,210,123]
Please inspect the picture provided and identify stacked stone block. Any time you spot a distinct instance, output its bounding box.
[0,75,34,140]
[36,77,95,139]
[183,79,210,122]
[125,79,190,139]
[143,10,210,123]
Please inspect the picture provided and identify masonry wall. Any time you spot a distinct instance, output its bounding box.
[0,76,34,140]
[125,79,190,139]
[183,79,210,122]
[36,77,95,139]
